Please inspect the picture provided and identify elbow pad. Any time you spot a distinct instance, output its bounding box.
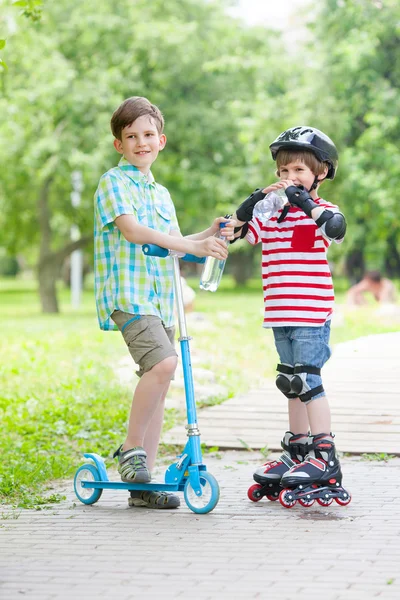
[236,188,266,222]
[316,210,347,240]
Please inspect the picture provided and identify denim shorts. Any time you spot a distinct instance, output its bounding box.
[273,321,332,400]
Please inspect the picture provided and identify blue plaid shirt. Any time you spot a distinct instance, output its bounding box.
[94,157,180,331]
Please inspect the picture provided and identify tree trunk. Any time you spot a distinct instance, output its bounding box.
[345,248,365,284]
[385,230,400,278]
[38,259,60,313]
[230,249,255,286]
[37,177,58,313]
[37,177,91,313]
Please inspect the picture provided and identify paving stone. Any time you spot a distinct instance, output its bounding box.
[2,333,400,599]
[1,451,399,600]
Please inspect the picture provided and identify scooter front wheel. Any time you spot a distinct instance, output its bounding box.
[74,464,103,505]
[184,471,219,514]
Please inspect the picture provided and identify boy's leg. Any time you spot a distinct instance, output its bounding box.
[273,327,309,434]
[137,379,170,471]
[279,323,350,501]
[123,356,177,453]
[111,313,178,484]
[306,396,331,435]
[291,321,332,435]
[130,321,176,470]
[252,327,309,495]
[288,398,309,434]
[125,323,181,509]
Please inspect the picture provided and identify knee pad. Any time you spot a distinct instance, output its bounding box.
[275,364,298,399]
[293,365,324,403]
[276,363,324,401]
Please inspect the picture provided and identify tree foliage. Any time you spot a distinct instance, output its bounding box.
[1,0,399,312]
[0,1,43,70]
[305,0,400,278]
[0,0,291,310]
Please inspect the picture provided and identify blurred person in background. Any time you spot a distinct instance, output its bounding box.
[346,270,396,306]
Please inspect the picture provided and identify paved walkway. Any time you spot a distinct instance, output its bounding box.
[164,331,400,455]
[1,452,399,600]
[1,332,400,599]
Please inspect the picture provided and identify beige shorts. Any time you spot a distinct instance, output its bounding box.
[111,311,177,378]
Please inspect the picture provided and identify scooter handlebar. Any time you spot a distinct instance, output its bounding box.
[142,244,206,264]
[142,244,169,258]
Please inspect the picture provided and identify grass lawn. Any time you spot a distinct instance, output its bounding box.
[1,275,400,508]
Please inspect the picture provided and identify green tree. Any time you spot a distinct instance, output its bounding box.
[0,0,291,311]
[304,0,400,279]
[0,1,43,70]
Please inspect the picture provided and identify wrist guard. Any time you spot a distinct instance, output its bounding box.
[236,188,266,222]
[230,223,249,244]
[285,185,318,217]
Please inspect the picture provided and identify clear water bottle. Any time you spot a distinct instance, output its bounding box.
[199,223,228,292]
[253,188,287,223]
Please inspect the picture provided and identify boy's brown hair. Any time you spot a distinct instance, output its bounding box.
[276,149,328,178]
[111,96,164,140]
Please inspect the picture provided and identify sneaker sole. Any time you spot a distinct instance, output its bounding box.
[128,496,180,509]
[121,473,152,484]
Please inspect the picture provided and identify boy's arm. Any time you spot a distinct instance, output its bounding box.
[114,214,228,259]
[184,217,236,242]
[231,184,283,243]
[284,185,347,241]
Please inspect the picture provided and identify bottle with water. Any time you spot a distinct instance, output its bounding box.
[253,188,288,224]
[199,223,228,292]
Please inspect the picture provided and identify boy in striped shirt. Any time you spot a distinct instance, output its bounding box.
[94,96,234,508]
[234,127,351,505]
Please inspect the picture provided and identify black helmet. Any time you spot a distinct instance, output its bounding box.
[269,126,338,179]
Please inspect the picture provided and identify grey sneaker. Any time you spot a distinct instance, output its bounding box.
[113,445,151,483]
[128,490,180,509]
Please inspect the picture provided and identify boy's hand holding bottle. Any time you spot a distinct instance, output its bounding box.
[198,216,237,292]
[184,217,236,259]
[210,216,237,241]
[235,182,291,225]
[192,236,229,259]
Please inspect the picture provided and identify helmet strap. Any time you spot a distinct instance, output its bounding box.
[309,175,320,192]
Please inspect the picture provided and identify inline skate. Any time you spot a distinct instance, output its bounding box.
[248,431,308,502]
[279,433,351,508]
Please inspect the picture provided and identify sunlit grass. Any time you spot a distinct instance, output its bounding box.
[1,275,400,507]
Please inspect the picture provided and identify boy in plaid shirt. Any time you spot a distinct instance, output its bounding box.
[94,96,235,508]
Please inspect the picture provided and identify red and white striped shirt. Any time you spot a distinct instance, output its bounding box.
[246,198,342,328]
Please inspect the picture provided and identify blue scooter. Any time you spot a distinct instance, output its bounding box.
[73,244,220,514]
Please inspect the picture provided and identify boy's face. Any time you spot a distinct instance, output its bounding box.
[113,115,166,174]
[278,159,328,192]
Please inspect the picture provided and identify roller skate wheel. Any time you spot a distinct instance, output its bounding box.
[335,491,352,506]
[317,496,333,507]
[247,483,263,502]
[279,489,296,508]
[299,497,315,507]
[266,492,279,502]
